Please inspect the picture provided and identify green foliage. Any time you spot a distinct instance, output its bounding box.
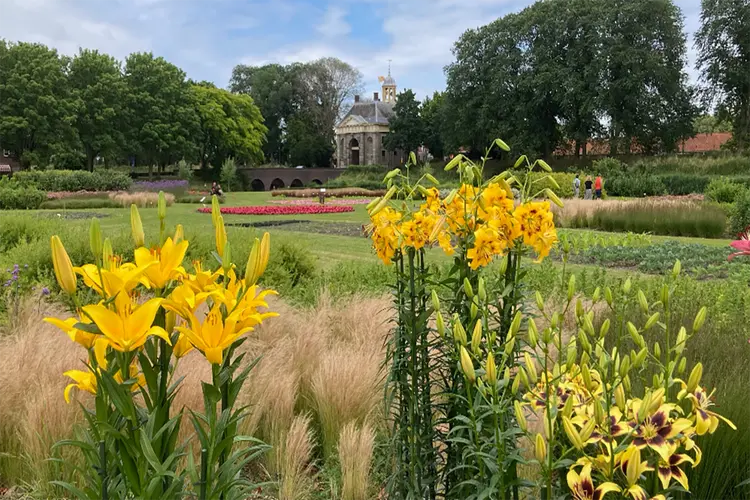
[729,189,750,235]
[705,177,748,204]
[39,198,120,210]
[693,114,733,134]
[0,187,45,209]
[658,174,711,195]
[220,157,238,192]
[567,201,727,238]
[385,89,424,155]
[12,169,132,191]
[629,155,750,176]
[192,84,266,170]
[176,194,223,204]
[591,157,625,177]
[606,175,666,197]
[528,172,576,198]
[0,215,58,253]
[261,241,318,294]
[696,0,750,150]
[177,160,193,181]
[421,91,445,159]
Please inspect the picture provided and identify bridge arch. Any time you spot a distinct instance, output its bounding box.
[290,178,304,188]
[250,179,265,191]
[310,179,323,186]
[270,178,285,190]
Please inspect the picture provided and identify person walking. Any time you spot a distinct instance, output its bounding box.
[584,175,593,200]
[595,174,603,200]
[574,174,581,198]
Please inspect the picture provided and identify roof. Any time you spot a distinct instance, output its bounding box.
[680,132,732,153]
[337,100,395,127]
[382,75,396,86]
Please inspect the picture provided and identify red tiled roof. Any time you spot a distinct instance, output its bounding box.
[679,133,732,153]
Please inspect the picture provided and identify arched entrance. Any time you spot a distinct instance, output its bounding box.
[251,179,265,191]
[310,179,323,186]
[349,138,360,166]
[290,179,304,188]
[271,178,285,190]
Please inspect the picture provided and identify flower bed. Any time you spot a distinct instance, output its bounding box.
[198,205,354,215]
[272,188,385,198]
[269,198,373,206]
[46,190,110,200]
[133,179,189,193]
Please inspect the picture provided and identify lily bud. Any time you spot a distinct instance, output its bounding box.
[504,334,515,356]
[567,274,576,302]
[478,278,487,302]
[536,291,545,312]
[470,300,478,321]
[575,298,584,320]
[543,409,555,439]
[485,353,497,386]
[173,224,185,244]
[619,356,630,378]
[498,254,509,274]
[528,319,538,348]
[463,278,474,298]
[677,356,686,375]
[89,218,102,260]
[512,372,522,393]
[562,394,575,418]
[637,290,648,314]
[563,417,584,449]
[593,399,604,425]
[453,317,467,345]
[518,367,529,390]
[622,374,631,393]
[615,384,626,411]
[634,348,648,368]
[672,259,682,278]
[524,352,537,384]
[222,240,233,273]
[157,191,167,220]
[165,310,176,333]
[660,284,670,308]
[605,287,613,307]
[215,215,227,258]
[471,320,482,355]
[626,447,641,487]
[623,278,632,295]
[675,326,687,355]
[130,204,145,248]
[436,312,445,337]
[509,311,523,337]
[535,433,546,463]
[687,362,703,393]
[581,363,593,391]
[514,401,527,432]
[50,235,77,295]
[102,238,113,268]
[431,290,440,312]
[693,306,707,332]
[644,312,660,331]
[566,339,577,371]
[654,342,661,360]
[580,418,596,442]
[592,287,601,303]
[599,318,610,339]
[627,322,640,343]
[211,195,221,227]
[459,346,476,384]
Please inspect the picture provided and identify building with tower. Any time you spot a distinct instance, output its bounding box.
[334,68,405,168]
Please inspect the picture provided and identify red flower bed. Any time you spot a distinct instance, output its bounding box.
[198,205,355,215]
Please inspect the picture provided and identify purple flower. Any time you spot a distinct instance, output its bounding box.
[41,287,50,296]
[134,180,189,191]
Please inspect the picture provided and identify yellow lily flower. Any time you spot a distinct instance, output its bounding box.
[162,283,217,320]
[687,386,736,435]
[44,314,98,349]
[64,370,97,403]
[176,305,253,365]
[75,261,154,298]
[566,464,621,500]
[184,261,222,294]
[82,295,170,352]
[134,237,189,289]
[173,331,194,358]
[51,235,77,295]
[244,232,270,285]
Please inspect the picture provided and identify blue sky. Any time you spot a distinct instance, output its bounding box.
[0,0,702,99]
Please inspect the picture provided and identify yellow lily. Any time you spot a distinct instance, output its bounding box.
[566,464,620,500]
[134,237,189,289]
[244,232,270,285]
[162,283,217,320]
[51,235,77,295]
[82,295,170,352]
[44,314,98,349]
[173,331,194,358]
[176,305,253,364]
[75,261,154,298]
[184,261,222,294]
[63,370,97,403]
[131,204,145,247]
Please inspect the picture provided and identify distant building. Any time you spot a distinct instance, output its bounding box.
[0,140,19,174]
[334,69,405,168]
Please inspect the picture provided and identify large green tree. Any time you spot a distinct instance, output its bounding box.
[123,52,199,177]
[385,89,424,155]
[68,49,125,170]
[0,41,75,167]
[421,91,446,159]
[696,0,750,150]
[192,83,267,170]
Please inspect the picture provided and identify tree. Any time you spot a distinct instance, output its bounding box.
[68,49,125,171]
[123,53,199,178]
[0,42,75,167]
[693,114,734,134]
[696,0,750,150]
[385,89,424,155]
[192,83,266,170]
[421,92,446,159]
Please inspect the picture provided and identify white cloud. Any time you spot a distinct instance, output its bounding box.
[316,5,351,38]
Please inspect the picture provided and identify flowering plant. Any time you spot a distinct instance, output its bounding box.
[199,205,354,215]
[46,193,276,499]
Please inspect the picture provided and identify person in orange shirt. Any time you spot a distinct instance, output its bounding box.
[594,174,603,199]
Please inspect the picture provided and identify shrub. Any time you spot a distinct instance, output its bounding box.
[132,179,189,196]
[221,157,238,192]
[0,216,58,253]
[176,194,224,204]
[108,191,175,208]
[705,177,748,204]
[527,172,576,198]
[177,159,193,182]
[261,241,318,293]
[12,170,132,192]
[730,189,750,235]
[0,187,46,209]
[630,155,750,175]
[659,174,711,195]
[606,174,665,197]
[591,157,625,177]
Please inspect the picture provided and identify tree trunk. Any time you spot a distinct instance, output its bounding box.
[86,147,95,172]
[574,139,581,159]
[148,163,153,180]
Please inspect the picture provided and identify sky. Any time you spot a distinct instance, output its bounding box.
[0,0,702,99]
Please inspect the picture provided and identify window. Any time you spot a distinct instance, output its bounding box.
[382,150,386,157]
[2,150,9,158]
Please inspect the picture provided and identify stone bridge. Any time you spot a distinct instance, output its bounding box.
[238,167,344,191]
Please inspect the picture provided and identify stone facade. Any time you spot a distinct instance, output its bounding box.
[334,72,404,168]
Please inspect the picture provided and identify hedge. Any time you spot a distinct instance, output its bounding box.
[12,170,132,192]
[0,187,46,209]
